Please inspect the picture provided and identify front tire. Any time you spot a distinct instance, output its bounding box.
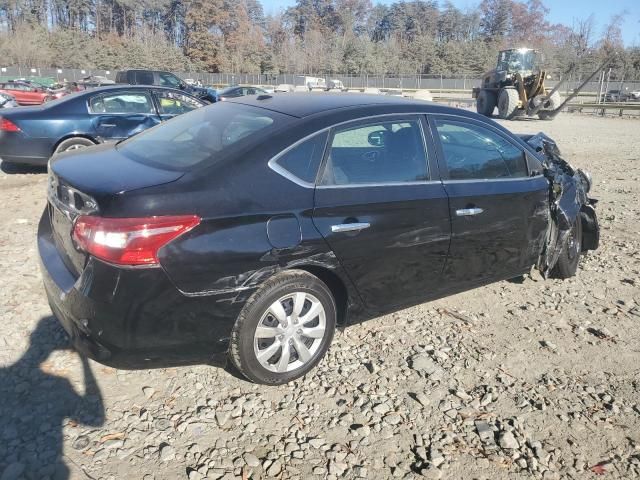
[538,91,562,120]
[229,270,336,385]
[551,217,582,279]
[497,88,520,119]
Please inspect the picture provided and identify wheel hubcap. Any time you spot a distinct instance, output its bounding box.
[253,292,326,373]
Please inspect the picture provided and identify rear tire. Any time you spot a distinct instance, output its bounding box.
[551,217,582,279]
[229,270,336,385]
[54,137,96,155]
[497,88,520,119]
[476,90,497,117]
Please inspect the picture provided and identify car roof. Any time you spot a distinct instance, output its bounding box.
[228,92,466,118]
[69,85,202,100]
[79,85,175,93]
[119,69,173,74]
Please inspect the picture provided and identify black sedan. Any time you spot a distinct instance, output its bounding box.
[38,94,599,384]
[0,85,205,166]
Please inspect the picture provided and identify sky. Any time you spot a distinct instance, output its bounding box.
[262,0,640,46]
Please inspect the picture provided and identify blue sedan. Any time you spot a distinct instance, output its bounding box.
[0,85,206,166]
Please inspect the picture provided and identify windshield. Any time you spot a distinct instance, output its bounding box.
[497,50,536,72]
[117,102,292,170]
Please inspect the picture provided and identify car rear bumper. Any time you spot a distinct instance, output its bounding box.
[1,154,49,166]
[37,208,243,368]
[0,131,51,165]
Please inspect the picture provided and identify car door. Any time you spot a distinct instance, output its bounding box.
[152,89,204,121]
[19,84,40,104]
[312,116,451,312]
[429,115,549,287]
[88,90,161,142]
[5,83,29,104]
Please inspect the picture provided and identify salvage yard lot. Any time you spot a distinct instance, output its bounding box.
[0,113,639,479]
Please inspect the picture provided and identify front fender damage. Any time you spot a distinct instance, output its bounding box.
[526,133,599,278]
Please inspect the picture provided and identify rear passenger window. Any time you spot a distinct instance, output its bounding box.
[135,71,155,85]
[435,120,528,180]
[90,92,155,114]
[273,132,328,184]
[320,120,428,185]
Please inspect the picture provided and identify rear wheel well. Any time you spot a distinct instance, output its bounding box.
[291,266,349,327]
[52,135,98,154]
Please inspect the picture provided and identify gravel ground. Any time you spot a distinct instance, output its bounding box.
[0,113,639,480]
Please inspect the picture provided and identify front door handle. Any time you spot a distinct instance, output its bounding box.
[100,123,116,127]
[331,222,370,233]
[456,207,484,217]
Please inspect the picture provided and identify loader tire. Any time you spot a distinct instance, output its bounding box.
[538,91,562,120]
[497,88,519,120]
[476,90,497,117]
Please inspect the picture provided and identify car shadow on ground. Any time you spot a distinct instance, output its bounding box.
[0,161,47,175]
[0,317,105,479]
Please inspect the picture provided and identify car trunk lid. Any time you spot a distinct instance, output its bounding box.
[50,143,184,195]
[47,144,185,276]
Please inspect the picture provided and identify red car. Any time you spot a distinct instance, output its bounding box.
[0,81,53,105]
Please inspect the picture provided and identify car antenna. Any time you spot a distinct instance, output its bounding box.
[256,94,272,100]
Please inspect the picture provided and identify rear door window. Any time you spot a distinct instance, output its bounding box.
[89,92,155,114]
[434,119,528,180]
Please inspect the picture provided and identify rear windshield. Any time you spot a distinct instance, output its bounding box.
[117,102,291,170]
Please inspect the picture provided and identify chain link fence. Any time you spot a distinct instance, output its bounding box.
[1,66,639,94]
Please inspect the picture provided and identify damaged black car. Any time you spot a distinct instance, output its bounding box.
[38,94,599,385]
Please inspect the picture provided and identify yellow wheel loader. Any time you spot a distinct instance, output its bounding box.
[473,48,615,121]
[473,48,561,120]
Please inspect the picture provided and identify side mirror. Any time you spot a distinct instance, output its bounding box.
[368,130,387,147]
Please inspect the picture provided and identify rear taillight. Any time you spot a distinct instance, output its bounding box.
[0,118,20,132]
[72,215,200,266]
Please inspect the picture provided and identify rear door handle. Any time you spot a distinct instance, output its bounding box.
[456,207,484,216]
[100,123,116,127]
[331,222,370,233]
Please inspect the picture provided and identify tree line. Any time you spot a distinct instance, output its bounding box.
[0,0,638,78]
